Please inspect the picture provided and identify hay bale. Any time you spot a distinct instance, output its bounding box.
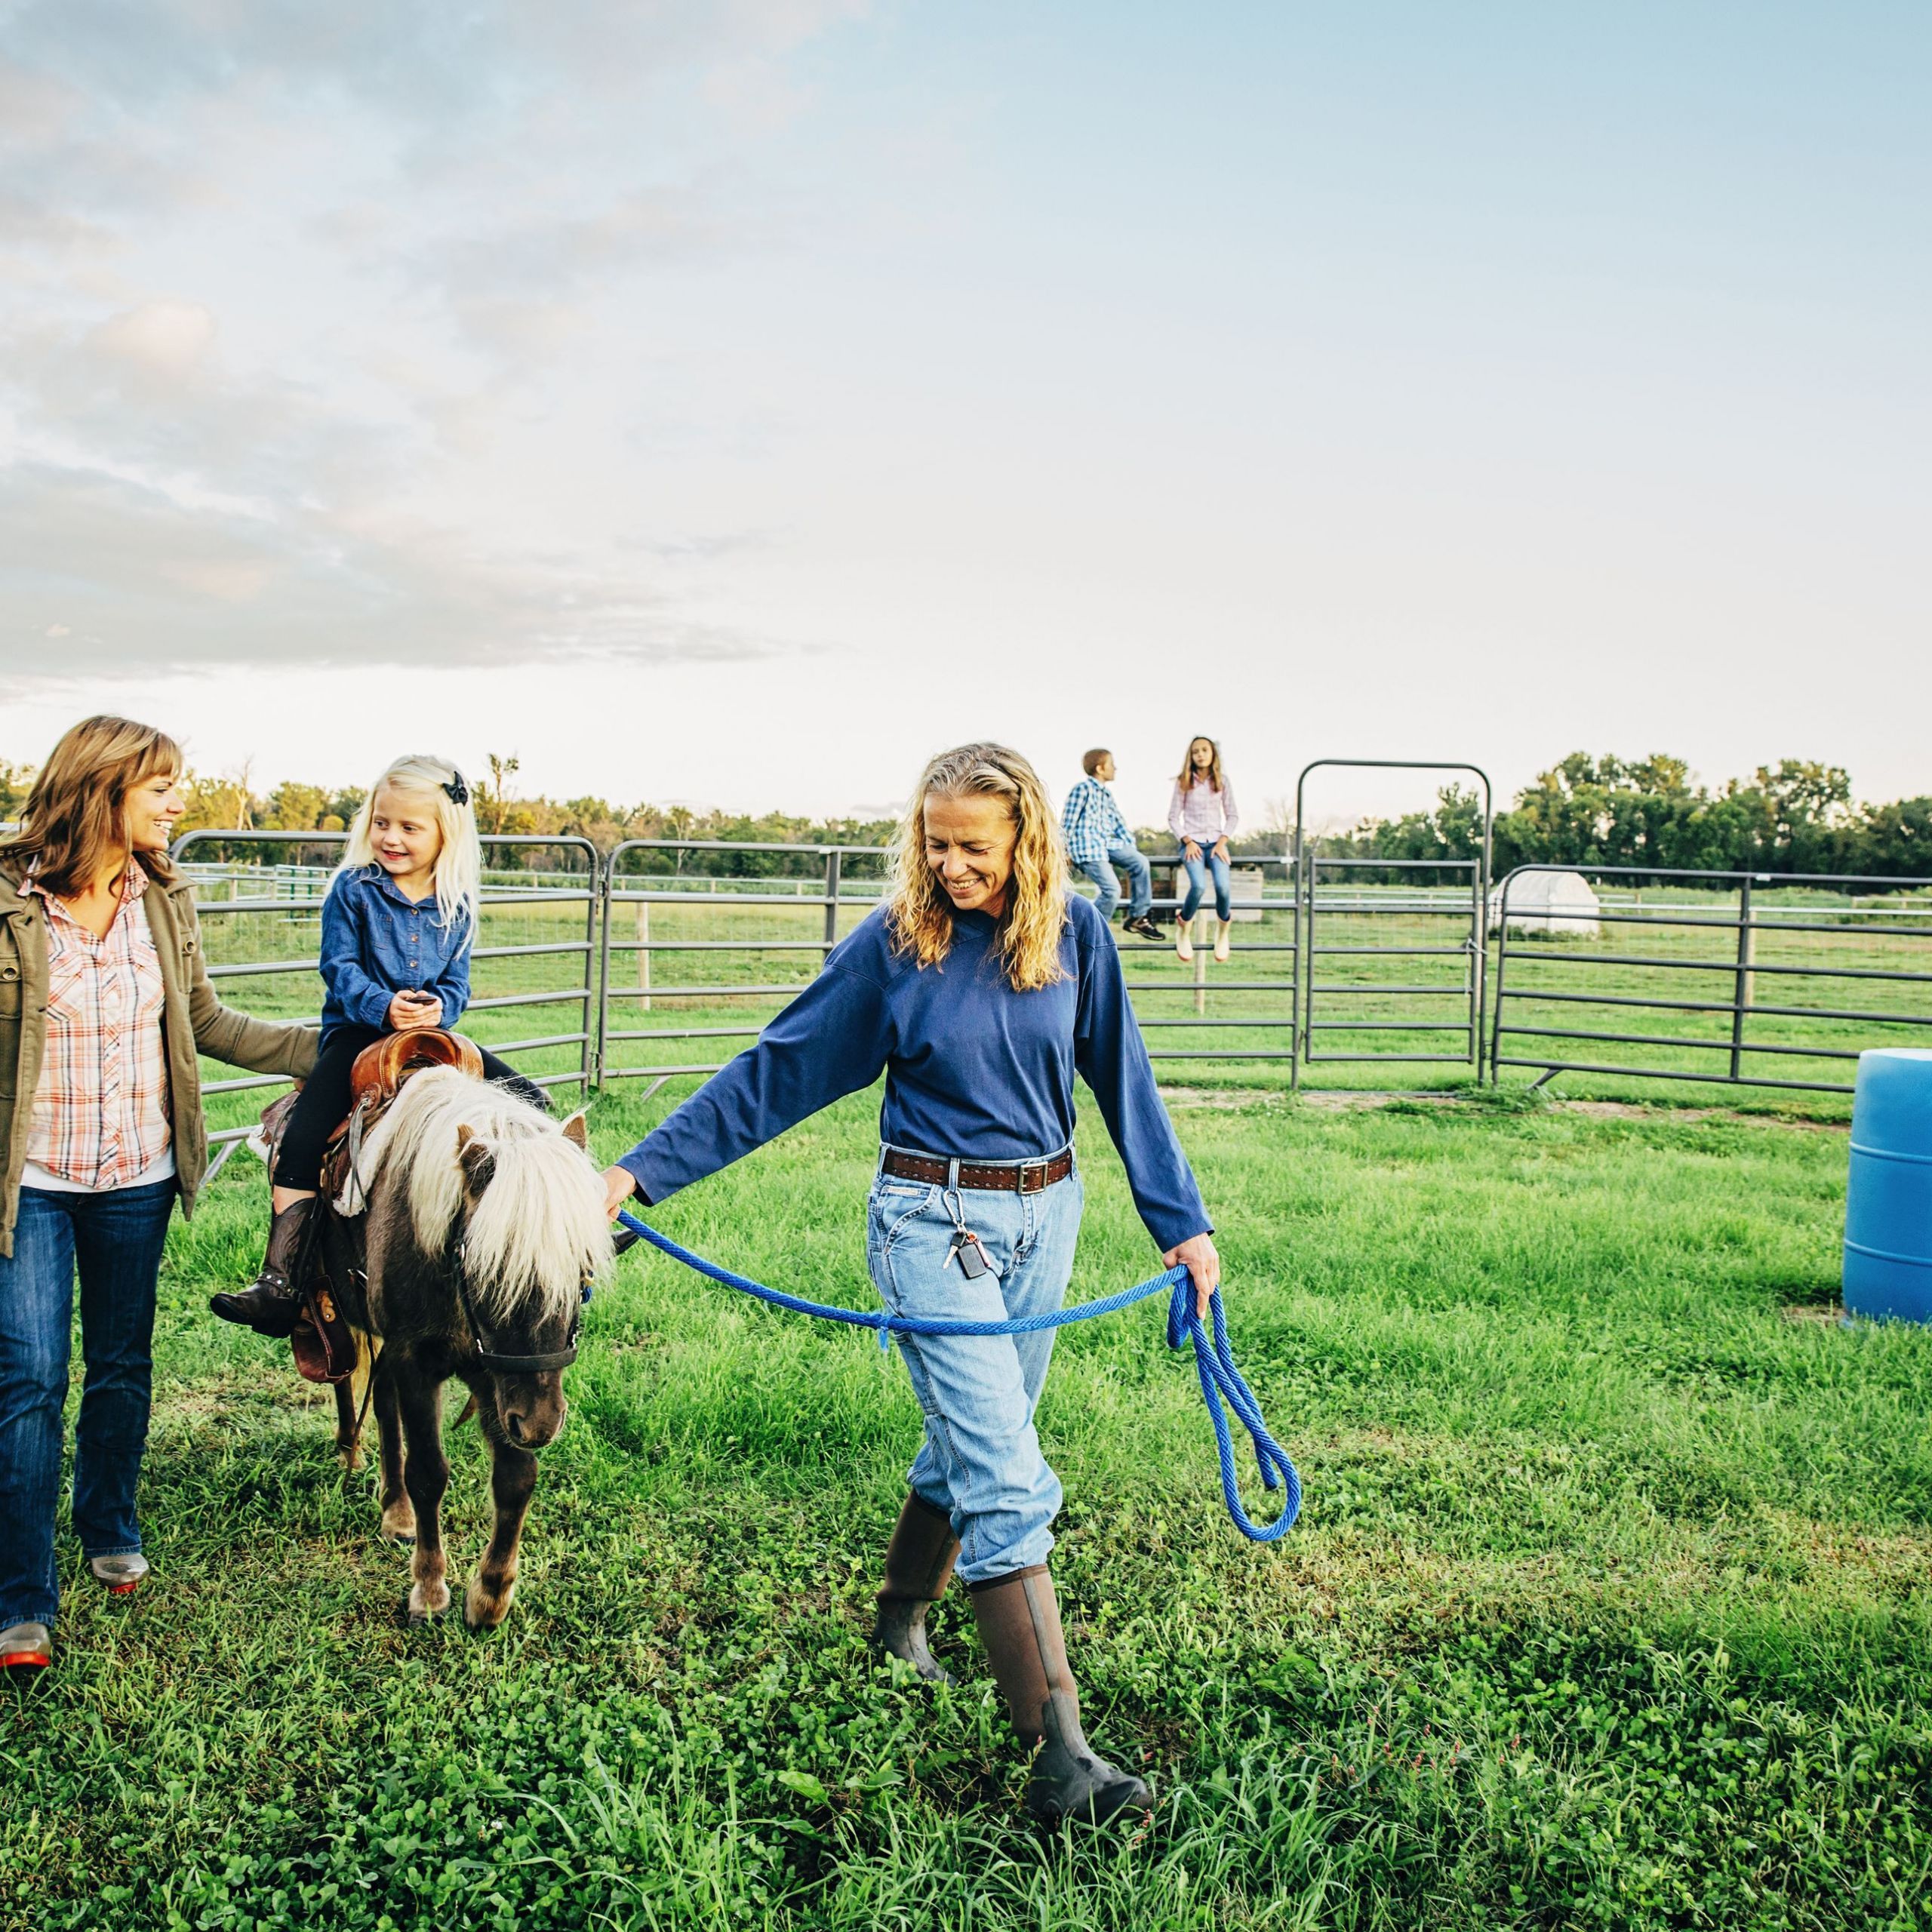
[1493,869,1601,938]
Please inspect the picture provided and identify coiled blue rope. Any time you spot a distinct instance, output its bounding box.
[614,1208,1300,1543]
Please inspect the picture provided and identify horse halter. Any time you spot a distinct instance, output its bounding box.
[451,1236,587,1374]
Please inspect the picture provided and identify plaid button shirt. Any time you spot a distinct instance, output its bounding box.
[25,867,174,1189]
[1060,777,1135,867]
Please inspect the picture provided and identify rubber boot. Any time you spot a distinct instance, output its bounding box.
[870,1492,960,1685]
[971,1566,1152,1826]
[208,1197,312,1337]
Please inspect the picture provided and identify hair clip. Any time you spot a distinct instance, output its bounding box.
[443,769,469,806]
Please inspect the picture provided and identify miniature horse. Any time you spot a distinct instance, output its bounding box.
[318,1066,611,1628]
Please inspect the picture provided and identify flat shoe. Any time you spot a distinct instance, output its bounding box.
[91,1553,149,1594]
[1,1621,51,1670]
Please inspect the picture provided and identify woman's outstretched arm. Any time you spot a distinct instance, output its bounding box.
[605,956,892,1211]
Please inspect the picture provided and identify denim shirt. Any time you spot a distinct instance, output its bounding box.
[318,866,472,1044]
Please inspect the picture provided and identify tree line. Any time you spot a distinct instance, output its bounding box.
[1312,755,1929,881]
[2,748,1924,881]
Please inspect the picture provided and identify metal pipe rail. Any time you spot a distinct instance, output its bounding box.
[1489,863,1932,1095]
[598,838,1297,1088]
[170,829,601,1140]
[1292,759,1494,1088]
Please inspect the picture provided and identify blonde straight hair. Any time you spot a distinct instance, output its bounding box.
[2,715,182,897]
[882,743,1069,992]
[337,753,481,934]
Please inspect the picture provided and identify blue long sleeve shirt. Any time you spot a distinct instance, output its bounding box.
[318,866,474,1044]
[618,891,1210,1252]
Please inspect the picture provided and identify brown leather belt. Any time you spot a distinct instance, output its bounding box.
[879,1146,1075,1195]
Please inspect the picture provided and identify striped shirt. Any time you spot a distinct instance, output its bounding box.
[1168,777,1239,844]
[1060,777,1134,866]
[23,868,174,1192]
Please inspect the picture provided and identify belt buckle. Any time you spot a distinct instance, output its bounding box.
[1019,1160,1044,1195]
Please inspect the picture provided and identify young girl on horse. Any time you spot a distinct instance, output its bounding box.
[211,753,538,1337]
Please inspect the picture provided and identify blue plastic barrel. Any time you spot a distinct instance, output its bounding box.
[1844,1048,1932,1324]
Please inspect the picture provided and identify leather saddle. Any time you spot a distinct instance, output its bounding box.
[257,1029,485,1385]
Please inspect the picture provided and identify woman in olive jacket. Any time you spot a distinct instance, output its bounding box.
[1,717,318,1672]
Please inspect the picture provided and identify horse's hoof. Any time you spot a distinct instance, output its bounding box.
[380,1503,417,1543]
[406,1581,451,1626]
[464,1577,515,1631]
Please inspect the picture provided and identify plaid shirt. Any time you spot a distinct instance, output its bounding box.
[1060,777,1135,866]
[24,867,174,1189]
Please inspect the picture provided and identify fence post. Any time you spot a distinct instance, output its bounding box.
[594,858,614,1089]
[1192,912,1209,1016]
[1730,875,1755,1080]
[636,900,651,1013]
[823,849,842,961]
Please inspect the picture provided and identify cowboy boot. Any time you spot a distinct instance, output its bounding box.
[971,1565,1152,1826]
[209,1197,313,1337]
[870,1492,960,1684]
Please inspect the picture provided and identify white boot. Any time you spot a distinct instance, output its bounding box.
[1175,921,1194,962]
[1214,919,1232,963]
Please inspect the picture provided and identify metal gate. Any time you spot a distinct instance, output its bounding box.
[159,792,1932,1118]
[1490,863,1932,1094]
[1294,759,1493,1084]
[596,838,891,1094]
[171,828,601,1148]
[1128,854,1298,1066]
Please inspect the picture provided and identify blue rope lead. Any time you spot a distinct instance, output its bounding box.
[614,1209,1300,1543]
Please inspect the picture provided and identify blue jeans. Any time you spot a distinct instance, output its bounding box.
[1075,844,1152,923]
[0,1180,175,1630]
[866,1161,1084,1585]
[1180,849,1232,922]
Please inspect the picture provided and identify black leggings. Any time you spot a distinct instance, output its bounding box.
[274,1025,534,1190]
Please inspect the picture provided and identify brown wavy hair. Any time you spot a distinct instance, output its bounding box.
[1177,734,1226,793]
[2,715,182,897]
[882,743,1069,992]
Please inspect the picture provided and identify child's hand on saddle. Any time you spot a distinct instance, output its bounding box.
[387,990,442,1031]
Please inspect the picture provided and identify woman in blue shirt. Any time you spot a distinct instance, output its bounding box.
[602,742,1221,1826]
[211,754,542,1336]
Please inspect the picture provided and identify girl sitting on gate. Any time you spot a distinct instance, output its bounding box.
[211,753,543,1337]
[1169,733,1239,963]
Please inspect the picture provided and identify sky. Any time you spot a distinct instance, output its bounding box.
[2,1,1927,833]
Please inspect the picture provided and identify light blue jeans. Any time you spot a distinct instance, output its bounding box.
[1180,848,1232,922]
[866,1161,1084,1585]
[1075,844,1152,923]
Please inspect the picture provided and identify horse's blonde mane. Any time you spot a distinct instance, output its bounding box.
[367,1067,611,1327]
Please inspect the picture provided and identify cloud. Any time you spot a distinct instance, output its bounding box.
[88,300,218,381]
[0,456,791,676]
[0,2,871,679]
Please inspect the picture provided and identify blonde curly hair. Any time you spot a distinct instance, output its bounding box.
[882,743,1069,992]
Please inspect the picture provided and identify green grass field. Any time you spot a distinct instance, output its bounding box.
[6,1069,1930,1930]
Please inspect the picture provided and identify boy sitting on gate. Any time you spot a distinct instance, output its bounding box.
[1061,749,1164,940]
